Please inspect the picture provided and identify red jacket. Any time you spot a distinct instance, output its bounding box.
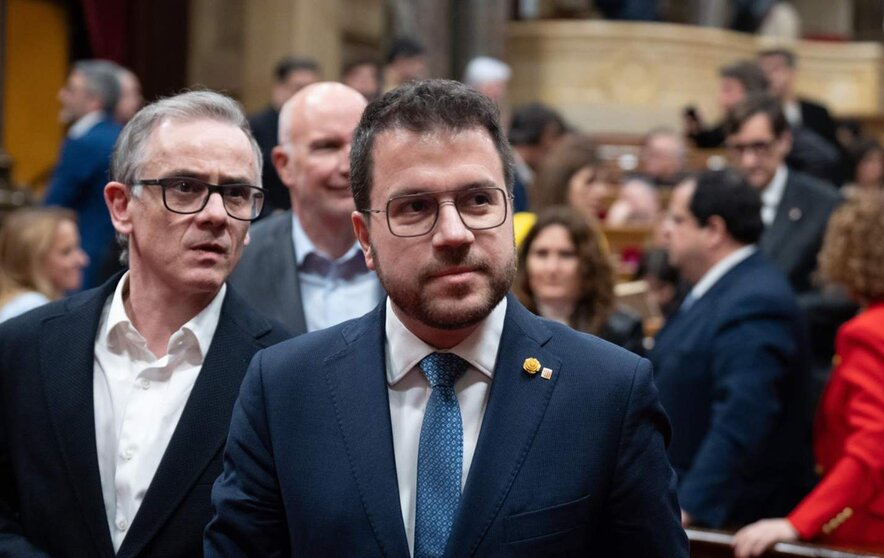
[788,302,884,546]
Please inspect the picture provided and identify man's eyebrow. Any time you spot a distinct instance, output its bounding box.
[388,180,499,198]
[157,170,256,185]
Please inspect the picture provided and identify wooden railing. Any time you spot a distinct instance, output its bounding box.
[687,528,884,558]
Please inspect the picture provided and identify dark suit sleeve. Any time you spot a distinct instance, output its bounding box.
[598,358,688,556]
[204,351,289,557]
[0,326,53,557]
[44,138,92,208]
[677,302,796,526]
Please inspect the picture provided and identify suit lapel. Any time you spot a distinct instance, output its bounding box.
[322,305,411,558]
[117,291,272,558]
[276,215,308,334]
[445,298,560,557]
[40,280,121,558]
[761,174,802,261]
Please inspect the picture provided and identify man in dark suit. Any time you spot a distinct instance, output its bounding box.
[0,91,289,557]
[45,60,123,290]
[206,80,687,556]
[248,56,320,215]
[651,170,814,529]
[757,48,838,151]
[724,93,841,294]
[231,82,382,336]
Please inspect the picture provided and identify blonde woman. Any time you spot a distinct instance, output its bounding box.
[0,208,88,322]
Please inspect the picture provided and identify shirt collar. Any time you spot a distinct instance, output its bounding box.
[102,271,227,360]
[291,213,364,268]
[384,296,507,386]
[762,165,788,212]
[68,110,106,139]
[688,245,757,303]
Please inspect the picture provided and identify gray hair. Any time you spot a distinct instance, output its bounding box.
[111,90,262,263]
[74,60,122,114]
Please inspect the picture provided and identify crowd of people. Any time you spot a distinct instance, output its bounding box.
[0,30,883,558]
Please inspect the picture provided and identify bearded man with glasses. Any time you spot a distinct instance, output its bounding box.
[0,90,289,558]
[207,80,687,557]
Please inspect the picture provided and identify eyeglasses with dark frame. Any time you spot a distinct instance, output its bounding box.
[726,139,778,157]
[360,186,513,238]
[133,177,265,221]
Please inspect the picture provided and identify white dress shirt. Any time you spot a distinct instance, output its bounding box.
[67,110,104,139]
[291,215,380,332]
[93,273,226,551]
[385,296,507,556]
[761,165,788,227]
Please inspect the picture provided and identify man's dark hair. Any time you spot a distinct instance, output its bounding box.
[690,169,763,245]
[74,60,122,114]
[758,48,797,68]
[274,57,320,82]
[386,37,426,64]
[350,79,514,211]
[724,92,790,138]
[719,60,769,94]
[507,102,567,146]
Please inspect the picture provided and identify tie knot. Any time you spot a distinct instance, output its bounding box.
[419,352,468,388]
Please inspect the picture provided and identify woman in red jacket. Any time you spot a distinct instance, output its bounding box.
[733,191,884,556]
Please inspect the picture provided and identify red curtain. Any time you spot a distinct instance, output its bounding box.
[79,0,129,63]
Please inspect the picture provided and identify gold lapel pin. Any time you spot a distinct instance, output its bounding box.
[541,367,553,380]
[523,357,541,375]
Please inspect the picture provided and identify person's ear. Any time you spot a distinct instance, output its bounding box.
[105,182,134,235]
[352,210,375,270]
[272,145,294,187]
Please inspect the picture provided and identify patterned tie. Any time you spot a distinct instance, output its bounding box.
[414,352,468,558]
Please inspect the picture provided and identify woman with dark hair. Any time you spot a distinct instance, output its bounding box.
[514,206,644,354]
[733,191,884,556]
[531,134,613,222]
[845,138,884,194]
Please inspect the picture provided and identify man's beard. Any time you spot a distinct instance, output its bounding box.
[371,244,516,331]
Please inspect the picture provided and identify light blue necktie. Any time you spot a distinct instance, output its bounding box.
[414,352,468,558]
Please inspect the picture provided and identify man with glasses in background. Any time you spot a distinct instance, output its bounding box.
[724,93,840,295]
[207,80,687,556]
[0,91,289,557]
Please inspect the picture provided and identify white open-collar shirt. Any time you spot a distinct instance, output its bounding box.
[93,272,226,550]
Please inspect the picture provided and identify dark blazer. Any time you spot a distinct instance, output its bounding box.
[0,274,290,558]
[206,295,688,556]
[229,212,384,336]
[649,251,815,528]
[799,98,838,150]
[44,116,122,290]
[247,105,290,214]
[761,169,841,294]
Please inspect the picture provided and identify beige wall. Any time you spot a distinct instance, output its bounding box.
[507,21,884,135]
[188,0,384,113]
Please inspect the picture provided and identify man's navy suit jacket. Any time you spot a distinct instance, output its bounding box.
[0,274,290,557]
[44,116,122,290]
[206,295,688,556]
[650,251,815,528]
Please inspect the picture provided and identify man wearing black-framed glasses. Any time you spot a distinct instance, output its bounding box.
[0,91,289,558]
[208,80,687,557]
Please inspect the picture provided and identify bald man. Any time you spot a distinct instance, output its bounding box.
[230,83,382,334]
